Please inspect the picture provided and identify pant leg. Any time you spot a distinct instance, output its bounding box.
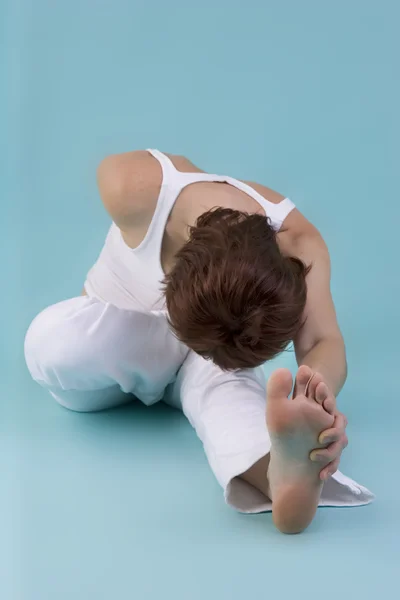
[164,351,272,512]
[165,351,375,514]
[25,295,189,412]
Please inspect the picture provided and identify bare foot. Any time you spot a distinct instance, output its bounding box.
[266,366,335,534]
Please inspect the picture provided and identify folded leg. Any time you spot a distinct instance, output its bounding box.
[25,295,188,412]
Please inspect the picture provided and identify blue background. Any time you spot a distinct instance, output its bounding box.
[2,1,399,598]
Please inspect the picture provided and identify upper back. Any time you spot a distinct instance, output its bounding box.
[96,150,289,248]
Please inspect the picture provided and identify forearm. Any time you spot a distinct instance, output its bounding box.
[297,337,347,397]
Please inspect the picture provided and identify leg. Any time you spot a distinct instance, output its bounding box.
[164,351,272,510]
[25,295,188,411]
[165,352,374,533]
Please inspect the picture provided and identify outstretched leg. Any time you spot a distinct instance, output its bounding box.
[169,352,372,531]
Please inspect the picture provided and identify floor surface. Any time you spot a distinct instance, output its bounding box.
[2,1,399,598]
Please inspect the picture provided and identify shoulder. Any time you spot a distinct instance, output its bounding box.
[96,150,201,228]
[242,180,316,244]
[243,180,286,205]
[96,151,160,226]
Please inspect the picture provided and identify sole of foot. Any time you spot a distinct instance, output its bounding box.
[266,366,335,534]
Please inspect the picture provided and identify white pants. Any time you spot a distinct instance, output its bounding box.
[24,295,374,513]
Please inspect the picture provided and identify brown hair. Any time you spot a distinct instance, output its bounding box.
[163,207,310,370]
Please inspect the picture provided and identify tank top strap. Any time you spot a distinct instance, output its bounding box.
[178,171,296,231]
[140,149,296,264]
[146,148,185,219]
[132,149,185,261]
[224,176,296,231]
[147,149,179,181]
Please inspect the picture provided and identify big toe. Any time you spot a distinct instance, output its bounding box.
[267,368,293,402]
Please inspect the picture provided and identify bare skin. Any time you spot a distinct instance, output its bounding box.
[91,150,349,532]
[266,366,335,533]
[236,364,345,533]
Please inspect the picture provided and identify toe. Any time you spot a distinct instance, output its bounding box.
[323,396,336,415]
[315,381,329,406]
[306,372,324,401]
[318,412,345,445]
[267,368,293,402]
[295,365,313,396]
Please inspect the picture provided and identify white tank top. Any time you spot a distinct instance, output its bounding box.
[84,149,296,311]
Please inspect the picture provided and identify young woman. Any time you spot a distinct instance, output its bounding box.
[25,149,373,533]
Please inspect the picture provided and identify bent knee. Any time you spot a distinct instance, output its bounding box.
[24,298,94,389]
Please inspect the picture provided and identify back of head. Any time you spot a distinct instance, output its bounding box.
[163,207,310,370]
